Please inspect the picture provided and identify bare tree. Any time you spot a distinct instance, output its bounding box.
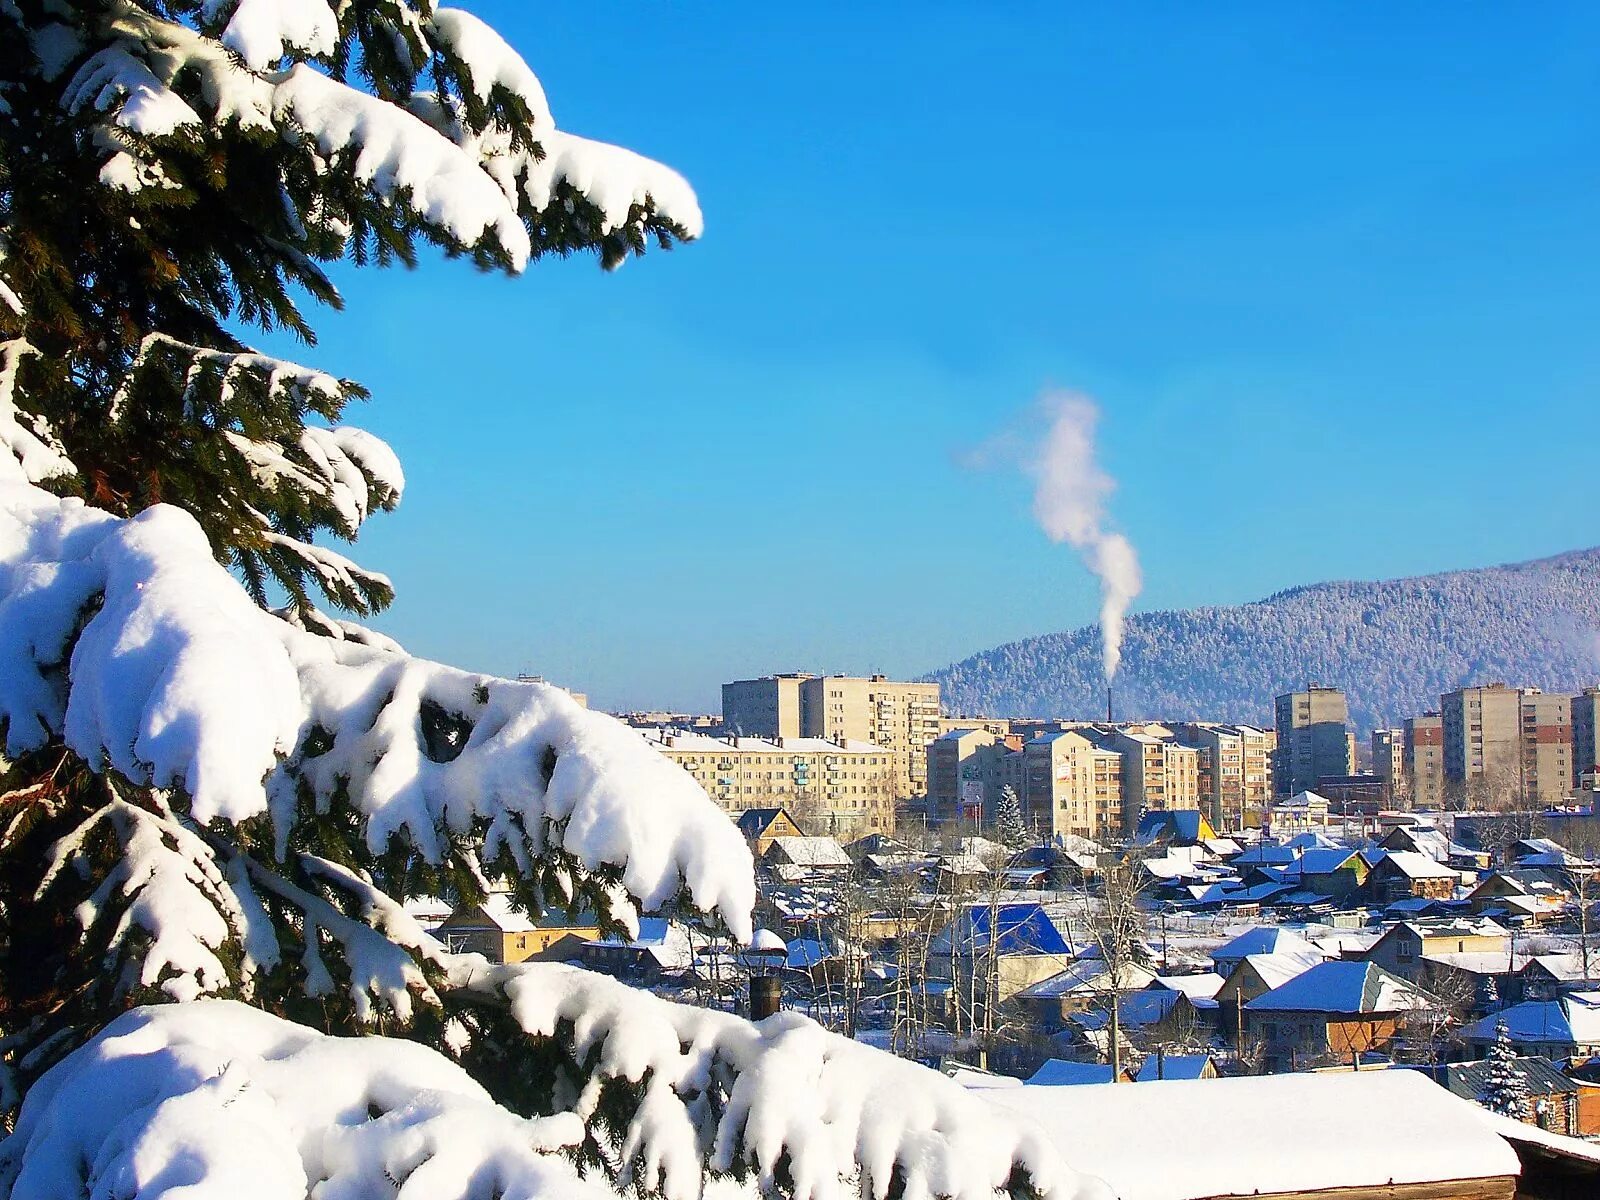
[1076,854,1149,1080]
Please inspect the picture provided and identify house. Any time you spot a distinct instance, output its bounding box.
[1214,953,1324,1036]
[1068,989,1212,1047]
[1244,960,1438,1072]
[1016,958,1161,1024]
[736,807,804,856]
[763,835,853,877]
[1460,992,1600,1059]
[1380,824,1453,862]
[1134,1052,1218,1082]
[578,918,694,983]
[1148,972,1226,1003]
[1361,919,1510,981]
[434,895,601,963]
[1209,926,1320,976]
[1443,1056,1589,1138]
[1026,1059,1130,1086]
[1467,872,1566,924]
[1268,791,1331,835]
[1134,810,1217,847]
[975,1069,1538,1200]
[928,902,1076,1004]
[1516,953,1595,1001]
[1364,851,1461,903]
[1280,848,1370,900]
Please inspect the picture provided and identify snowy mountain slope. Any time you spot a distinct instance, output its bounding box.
[927,547,1600,734]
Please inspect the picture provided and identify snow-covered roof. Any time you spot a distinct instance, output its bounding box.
[1209,926,1317,965]
[1151,973,1225,1001]
[1133,1054,1213,1082]
[644,727,885,754]
[1245,960,1433,1016]
[1233,951,1323,991]
[1026,1059,1120,1086]
[976,1070,1520,1200]
[1019,959,1158,999]
[765,836,852,867]
[931,904,1072,960]
[1461,992,1600,1046]
[1379,851,1460,880]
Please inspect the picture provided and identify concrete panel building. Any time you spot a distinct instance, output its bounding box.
[723,674,942,802]
[1021,730,1125,840]
[642,727,896,836]
[1274,686,1355,797]
[1102,727,1200,828]
[1441,684,1571,809]
[1573,687,1600,787]
[1402,713,1445,810]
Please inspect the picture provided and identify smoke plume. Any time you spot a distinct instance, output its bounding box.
[985,392,1143,681]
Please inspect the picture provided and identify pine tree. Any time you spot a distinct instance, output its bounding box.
[995,784,1028,849]
[0,7,1091,1200]
[1476,1019,1531,1121]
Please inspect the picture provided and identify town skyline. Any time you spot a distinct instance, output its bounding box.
[261,3,1600,711]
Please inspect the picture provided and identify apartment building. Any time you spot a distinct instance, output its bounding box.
[723,674,941,801]
[1402,713,1445,810]
[1102,727,1200,827]
[1168,723,1273,832]
[1021,730,1125,840]
[1273,686,1355,796]
[927,727,1016,822]
[1440,684,1571,809]
[642,727,896,835]
[1573,688,1600,786]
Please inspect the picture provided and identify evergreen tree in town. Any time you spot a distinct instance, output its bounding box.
[995,784,1029,849]
[1476,1019,1531,1121]
[0,6,1091,1199]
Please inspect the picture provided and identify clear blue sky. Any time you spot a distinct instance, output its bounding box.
[281,3,1600,712]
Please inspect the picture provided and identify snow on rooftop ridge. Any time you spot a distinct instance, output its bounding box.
[977,1070,1519,1200]
[0,472,756,940]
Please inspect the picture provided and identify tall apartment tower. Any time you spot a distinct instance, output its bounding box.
[1573,688,1600,787]
[1440,684,1571,809]
[723,674,941,801]
[1371,728,1405,805]
[1273,685,1355,797]
[1402,713,1445,810]
[1022,730,1125,841]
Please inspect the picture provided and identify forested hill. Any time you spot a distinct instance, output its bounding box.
[927,547,1600,735]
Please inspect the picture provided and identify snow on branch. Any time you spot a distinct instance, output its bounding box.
[0,1001,625,1200]
[0,465,756,939]
[446,957,1101,1200]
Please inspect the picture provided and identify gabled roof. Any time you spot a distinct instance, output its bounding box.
[1231,952,1323,991]
[1151,973,1225,1001]
[1376,851,1459,880]
[1134,810,1216,846]
[1134,1054,1215,1082]
[1292,848,1362,875]
[1245,960,1434,1015]
[1210,926,1317,965]
[1019,959,1158,999]
[931,903,1072,959]
[736,807,797,837]
[1445,1056,1579,1100]
[1027,1059,1121,1086]
[765,836,851,867]
[1462,993,1600,1045]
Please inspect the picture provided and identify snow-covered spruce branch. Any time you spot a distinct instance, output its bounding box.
[0,1002,625,1200]
[0,460,755,935]
[45,0,702,263]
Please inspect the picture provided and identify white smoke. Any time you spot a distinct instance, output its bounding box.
[983,392,1143,681]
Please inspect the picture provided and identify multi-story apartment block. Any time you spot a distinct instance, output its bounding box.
[723,674,941,801]
[1101,727,1200,827]
[1402,713,1445,810]
[1021,730,1125,840]
[1520,689,1571,808]
[1572,688,1600,787]
[642,727,896,835]
[1273,686,1355,796]
[927,727,1005,821]
[1440,684,1571,809]
[1175,723,1241,831]
[1371,728,1404,804]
